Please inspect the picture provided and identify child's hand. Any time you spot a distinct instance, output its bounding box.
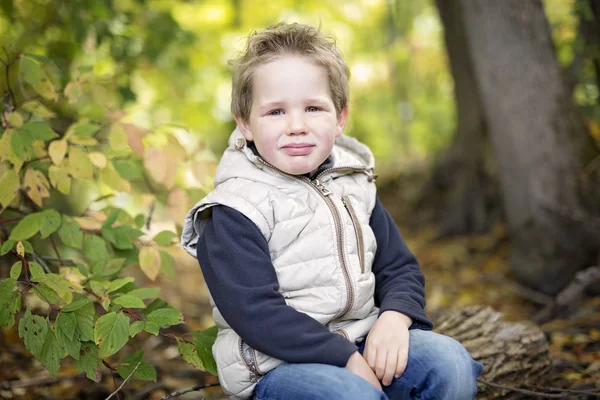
[345,351,383,391]
[363,311,412,386]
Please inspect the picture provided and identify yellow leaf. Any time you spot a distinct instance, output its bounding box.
[0,130,24,173]
[68,147,94,180]
[48,165,71,194]
[144,147,177,189]
[0,169,20,208]
[108,124,129,151]
[5,112,23,128]
[22,167,50,207]
[32,141,47,158]
[122,123,149,156]
[167,188,190,227]
[89,152,107,169]
[69,136,98,146]
[63,82,82,104]
[74,217,103,231]
[48,140,68,165]
[191,160,216,186]
[165,134,187,160]
[99,165,130,193]
[16,241,24,256]
[139,246,161,281]
[37,76,58,101]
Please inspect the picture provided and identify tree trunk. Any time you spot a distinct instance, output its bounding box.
[433,306,551,399]
[457,0,600,295]
[421,0,500,236]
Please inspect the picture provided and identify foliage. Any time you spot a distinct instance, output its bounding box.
[0,0,218,385]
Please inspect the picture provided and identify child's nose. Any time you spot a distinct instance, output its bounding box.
[286,112,307,135]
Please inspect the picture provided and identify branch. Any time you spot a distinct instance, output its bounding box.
[478,378,600,398]
[159,382,221,400]
[480,272,554,306]
[104,361,141,400]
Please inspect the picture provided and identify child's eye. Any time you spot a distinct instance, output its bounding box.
[268,109,283,116]
[306,106,320,112]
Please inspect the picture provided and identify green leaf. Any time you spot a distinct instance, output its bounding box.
[114,159,144,181]
[21,240,33,253]
[147,307,184,328]
[33,285,63,307]
[21,121,58,141]
[9,212,42,241]
[177,338,204,370]
[68,147,94,180]
[192,325,218,375]
[56,325,81,360]
[102,209,120,229]
[94,312,129,357]
[39,328,63,376]
[127,287,160,300]
[56,311,77,340]
[41,274,72,298]
[20,55,42,87]
[40,209,61,239]
[144,321,159,335]
[117,349,157,382]
[153,230,177,246]
[73,123,100,137]
[108,278,135,293]
[112,294,146,309]
[62,298,92,312]
[134,214,145,229]
[58,215,83,248]
[0,240,15,255]
[74,303,95,342]
[29,262,46,282]
[0,278,19,327]
[10,261,22,279]
[0,169,20,208]
[141,299,169,317]
[18,309,49,358]
[84,234,109,262]
[129,321,145,338]
[73,343,102,382]
[159,250,176,280]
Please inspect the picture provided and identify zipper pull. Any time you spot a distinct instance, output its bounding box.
[313,179,332,196]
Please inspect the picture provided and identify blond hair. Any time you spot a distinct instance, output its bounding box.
[230,22,350,121]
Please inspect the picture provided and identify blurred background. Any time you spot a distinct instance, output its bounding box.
[0,0,599,398]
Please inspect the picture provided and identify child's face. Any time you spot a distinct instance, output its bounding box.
[235,56,348,175]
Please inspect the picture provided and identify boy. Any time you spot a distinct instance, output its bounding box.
[182,22,482,400]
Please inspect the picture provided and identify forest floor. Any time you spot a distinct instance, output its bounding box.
[1,170,599,399]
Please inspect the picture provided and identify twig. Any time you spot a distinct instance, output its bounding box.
[30,252,52,273]
[104,361,141,400]
[146,200,155,230]
[477,379,568,398]
[41,256,76,266]
[159,382,221,400]
[534,265,600,323]
[3,47,15,111]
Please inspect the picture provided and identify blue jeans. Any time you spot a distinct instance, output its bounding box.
[253,330,483,400]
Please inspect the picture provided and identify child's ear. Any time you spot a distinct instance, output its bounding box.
[234,115,253,141]
[335,106,349,137]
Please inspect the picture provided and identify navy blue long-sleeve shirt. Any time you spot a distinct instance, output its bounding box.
[195,196,433,368]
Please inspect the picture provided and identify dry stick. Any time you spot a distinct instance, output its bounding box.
[159,382,221,400]
[478,379,568,398]
[534,265,600,323]
[104,361,141,400]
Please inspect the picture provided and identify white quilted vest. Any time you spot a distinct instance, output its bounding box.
[182,128,379,399]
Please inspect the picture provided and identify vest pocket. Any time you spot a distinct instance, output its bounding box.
[238,338,263,383]
[342,196,365,274]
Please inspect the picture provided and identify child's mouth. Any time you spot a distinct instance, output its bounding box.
[281,144,315,156]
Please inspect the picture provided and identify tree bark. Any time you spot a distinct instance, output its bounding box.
[433,306,551,399]
[455,0,600,294]
[421,0,500,236]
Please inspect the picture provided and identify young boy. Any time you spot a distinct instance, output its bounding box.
[181,22,482,400]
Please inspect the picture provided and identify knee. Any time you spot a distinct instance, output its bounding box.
[427,335,482,398]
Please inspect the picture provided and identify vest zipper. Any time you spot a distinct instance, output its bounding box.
[254,157,367,319]
[342,195,365,274]
[239,338,262,383]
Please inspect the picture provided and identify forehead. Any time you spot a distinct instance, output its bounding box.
[251,56,331,98]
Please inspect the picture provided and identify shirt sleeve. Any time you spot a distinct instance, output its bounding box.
[369,197,434,330]
[196,205,358,367]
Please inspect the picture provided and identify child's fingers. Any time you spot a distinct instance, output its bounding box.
[364,345,377,371]
[394,347,408,378]
[374,349,387,380]
[382,349,397,386]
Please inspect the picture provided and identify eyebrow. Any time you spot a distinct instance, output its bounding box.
[258,98,329,111]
